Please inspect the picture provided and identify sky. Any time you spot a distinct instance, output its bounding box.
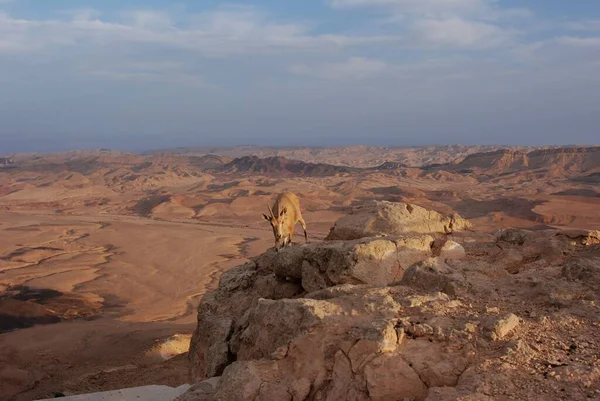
[1,0,599,153]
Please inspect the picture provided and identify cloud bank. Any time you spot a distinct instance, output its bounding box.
[0,1,599,152]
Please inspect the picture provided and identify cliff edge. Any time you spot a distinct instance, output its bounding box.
[179,202,600,401]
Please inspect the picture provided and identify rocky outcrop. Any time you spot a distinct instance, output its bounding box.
[187,232,457,382]
[324,201,471,241]
[182,204,600,401]
[254,234,438,292]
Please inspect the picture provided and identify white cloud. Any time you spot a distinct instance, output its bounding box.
[290,57,387,80]
[328,0,528,49]
[411,17,513,48]
[58,8,102,22]
[127,11,173,30]
[328,0,531,20]
[329,0,486,12]
[0,7,392,59]
[565,19,600,32]
[556,36,600,47]
[85,69,206,86]
[0,3,599,100]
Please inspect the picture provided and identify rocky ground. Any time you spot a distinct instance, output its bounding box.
[179,202,600,401]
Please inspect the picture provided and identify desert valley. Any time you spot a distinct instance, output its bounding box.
[1,145,599,401]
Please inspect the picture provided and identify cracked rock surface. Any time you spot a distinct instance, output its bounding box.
[182,204,600,401]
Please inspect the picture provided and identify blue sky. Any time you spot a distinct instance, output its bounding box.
[1,1,599,153]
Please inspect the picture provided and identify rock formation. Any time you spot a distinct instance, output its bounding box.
[179,203,600,401]
[324,201,472,241]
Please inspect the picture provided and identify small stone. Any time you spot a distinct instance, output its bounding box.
[440,241,466,260]
[464,322,478,333]
[447,300,463,308]
[485,313,521,341]
[408,324,435,338]
[396,328,406,344]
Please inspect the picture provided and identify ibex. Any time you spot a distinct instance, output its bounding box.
[262,191,308,251]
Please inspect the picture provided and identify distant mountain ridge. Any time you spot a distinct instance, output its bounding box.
[144,144,550,168]
[213,155,357,176]
[213,155,415,176]
[447,146,600,175]
[4,146,599,180]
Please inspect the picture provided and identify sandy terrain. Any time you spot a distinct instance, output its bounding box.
[0,145,599,400]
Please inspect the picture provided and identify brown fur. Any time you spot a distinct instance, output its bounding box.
[262,191,308,251]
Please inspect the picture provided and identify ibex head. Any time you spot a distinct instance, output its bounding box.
[263,202,290,251]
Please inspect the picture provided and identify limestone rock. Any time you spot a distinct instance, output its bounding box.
[257,235,434,292]
[232,298,339,361]
[325,201,471,240]
[183,211,600,401]
[364,354,428,401]
[399,258,466,296]
[254,246,305,279]
[484,313,520,341]
[184,286,412,400]
[440,240,466,260]
[401,340,469,387]
[403,292,450,308]
[301,238,400,288]
[212,361,279,401]
[188,261,303,381]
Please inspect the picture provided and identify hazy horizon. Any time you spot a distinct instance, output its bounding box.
[1,1,600,153]
[3,141,599,157]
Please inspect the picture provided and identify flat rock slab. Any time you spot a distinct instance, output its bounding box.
[35,384,191,401]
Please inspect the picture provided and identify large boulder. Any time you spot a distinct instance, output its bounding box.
[325,201,471,241]
[254,234,437,293]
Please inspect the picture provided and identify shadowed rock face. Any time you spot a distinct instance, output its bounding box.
[181,203,600,401]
